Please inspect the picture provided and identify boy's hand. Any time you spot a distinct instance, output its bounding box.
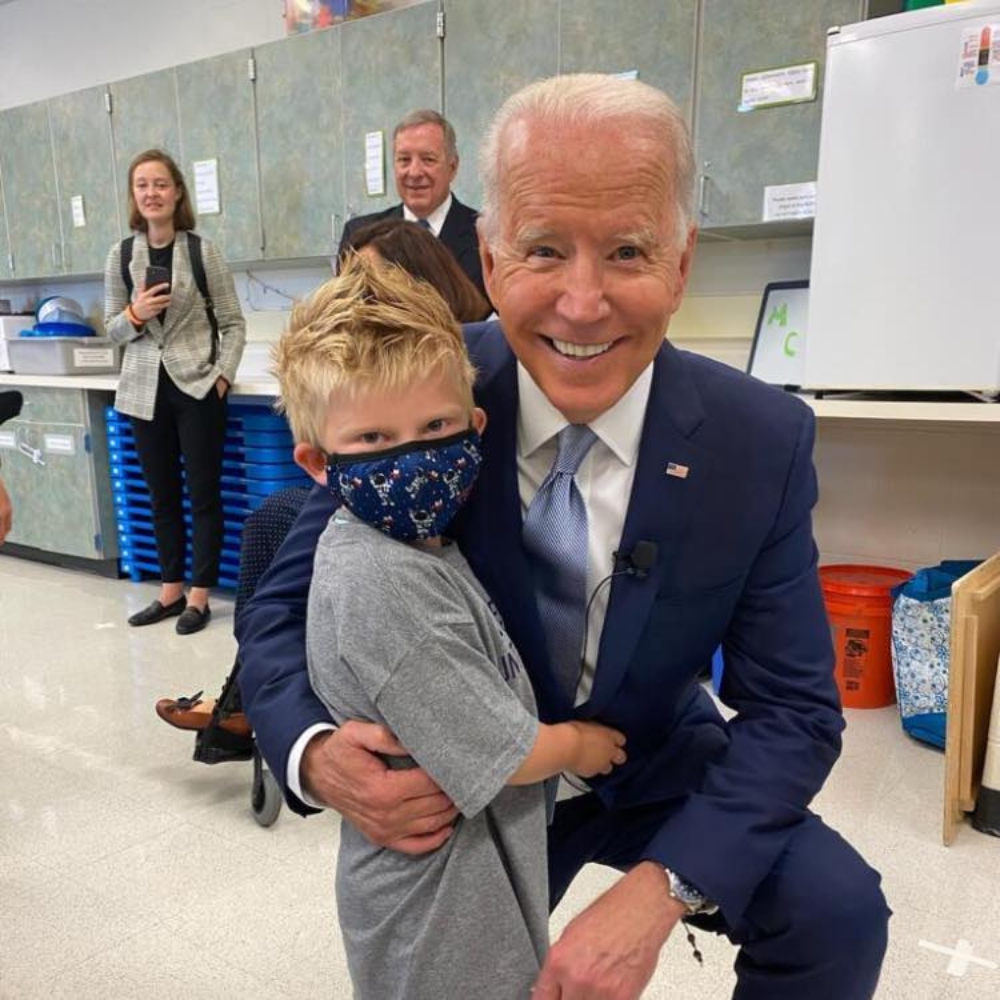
[302,721,459,854]
[565,721,627,777]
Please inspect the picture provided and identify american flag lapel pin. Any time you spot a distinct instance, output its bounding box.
[665,461,689,479]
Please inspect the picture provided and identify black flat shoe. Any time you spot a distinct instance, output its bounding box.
[176,604,211,635]
[128,596,187,627]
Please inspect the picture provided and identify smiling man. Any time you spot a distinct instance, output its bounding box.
[240,75,890,1000]
[337,109,487,307]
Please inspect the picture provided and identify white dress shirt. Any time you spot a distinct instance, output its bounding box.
[402,192,453,236]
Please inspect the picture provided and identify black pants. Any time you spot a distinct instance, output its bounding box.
[130,369,228,587]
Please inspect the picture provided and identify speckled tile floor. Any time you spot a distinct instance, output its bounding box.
[1,555,998,998]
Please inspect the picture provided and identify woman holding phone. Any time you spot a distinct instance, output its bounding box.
[104,149,246,635]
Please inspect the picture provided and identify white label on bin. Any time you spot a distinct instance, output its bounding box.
[73,347,114,368]
[0,431,15,450]
[43,433,75,455]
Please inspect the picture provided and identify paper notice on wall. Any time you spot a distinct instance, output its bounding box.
[365,131,385,197]
[762,181,816,222]
[0,431,15,450]
[740,63,817,111]
[193,159,221,215]
[70,195,86,229]
[957,23,1000,87]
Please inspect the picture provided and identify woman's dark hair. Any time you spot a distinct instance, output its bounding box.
[341,218,491,323]
[126,148,196,233]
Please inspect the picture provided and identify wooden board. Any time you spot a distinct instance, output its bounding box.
[943,551,1000,845]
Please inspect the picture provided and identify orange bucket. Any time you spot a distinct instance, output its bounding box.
[819,564,912,709]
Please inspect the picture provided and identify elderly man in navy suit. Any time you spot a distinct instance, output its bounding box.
[337,108,488,310]
[240,74,889,1000]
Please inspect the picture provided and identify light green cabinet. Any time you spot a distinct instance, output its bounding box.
[443,0,560,211]
[109,68,182,225]
[1,387,118,564]
[255,29,344,260]
[176,51,262,264]
[694,0,864,232]
[0,101,62,278]
[49,85,121,275]
[558,0,697,116]
[340,1,441,223]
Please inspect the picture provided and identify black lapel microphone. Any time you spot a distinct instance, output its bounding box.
[612,540,659,579]
[580,540,660,672]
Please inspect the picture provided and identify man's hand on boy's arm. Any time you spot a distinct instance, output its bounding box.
[301,721,459,854]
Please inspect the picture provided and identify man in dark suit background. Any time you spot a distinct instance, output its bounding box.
[337,109,488,310]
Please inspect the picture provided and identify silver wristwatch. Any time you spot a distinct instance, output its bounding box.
[664,868,719,916]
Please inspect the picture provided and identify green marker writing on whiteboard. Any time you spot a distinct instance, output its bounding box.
[784,330,799,357]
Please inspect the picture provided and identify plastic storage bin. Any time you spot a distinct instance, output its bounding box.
[8,336,120,375]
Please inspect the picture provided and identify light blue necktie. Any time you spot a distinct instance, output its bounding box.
[522,424,598,701]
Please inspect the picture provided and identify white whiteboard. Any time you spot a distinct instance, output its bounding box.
[805,3,1000,394]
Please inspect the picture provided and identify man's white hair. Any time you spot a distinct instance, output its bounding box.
[478,73,695,249]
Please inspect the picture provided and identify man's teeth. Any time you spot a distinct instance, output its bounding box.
[552,338,613,358]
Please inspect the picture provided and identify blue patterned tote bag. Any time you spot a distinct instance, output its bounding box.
[890,561,981,748]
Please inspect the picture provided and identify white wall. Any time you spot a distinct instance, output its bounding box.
[0,0,285,110]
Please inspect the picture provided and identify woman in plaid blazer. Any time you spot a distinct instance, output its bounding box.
[104,149,245,635]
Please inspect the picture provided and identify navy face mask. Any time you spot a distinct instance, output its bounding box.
[326,428,483,542]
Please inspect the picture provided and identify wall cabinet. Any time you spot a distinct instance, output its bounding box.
[48,85,121,275]
[558,0,697,115]
[175,51,261,264]
[0,100,62,278]
[0,386,118,566]
[694,0,864,232]
[255,28,344,260]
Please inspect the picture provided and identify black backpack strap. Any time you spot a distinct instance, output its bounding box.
[186,232,220,364]
[120,236,135,299]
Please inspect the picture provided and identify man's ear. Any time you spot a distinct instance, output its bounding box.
[293,443,329,487]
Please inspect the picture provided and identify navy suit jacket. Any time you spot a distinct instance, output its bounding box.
[336,195,487,304]
[237,322,842,924]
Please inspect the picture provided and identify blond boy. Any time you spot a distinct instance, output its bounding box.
[274,257,626,1000]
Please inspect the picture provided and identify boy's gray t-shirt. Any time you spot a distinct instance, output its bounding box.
[307,511,549,1000]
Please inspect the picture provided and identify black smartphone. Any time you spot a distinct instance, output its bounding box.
[145,265,171,292]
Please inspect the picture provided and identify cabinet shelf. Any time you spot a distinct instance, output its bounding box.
[804,396,1000,424]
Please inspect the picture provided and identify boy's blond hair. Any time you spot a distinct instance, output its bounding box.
[274,254,476,448]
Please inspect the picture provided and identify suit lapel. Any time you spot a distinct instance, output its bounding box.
[438,197,475,254]
[585,342,711,715]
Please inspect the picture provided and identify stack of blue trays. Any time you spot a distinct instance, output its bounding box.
[106,402,312,589]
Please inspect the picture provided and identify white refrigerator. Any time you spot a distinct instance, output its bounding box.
[805,0,1000,396]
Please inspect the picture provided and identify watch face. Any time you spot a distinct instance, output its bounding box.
[667,869,713,915]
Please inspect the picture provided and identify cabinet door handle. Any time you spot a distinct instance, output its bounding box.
[698,165,711,219]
